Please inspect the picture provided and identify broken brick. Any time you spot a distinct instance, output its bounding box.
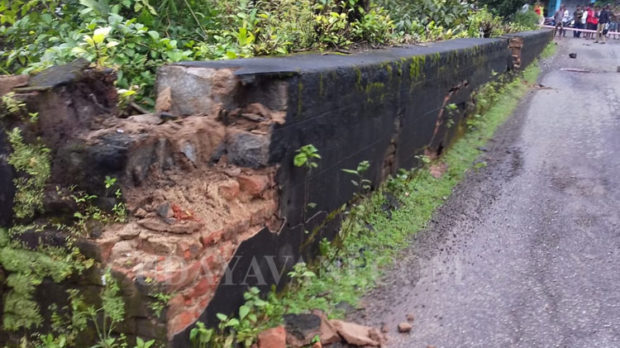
[218,179,240,201]
[201,229,224,247]
[237,174,270,197]
[258,326,286,348]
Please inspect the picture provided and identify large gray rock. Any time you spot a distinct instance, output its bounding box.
[156,66,239,116]
[227,131,270,168]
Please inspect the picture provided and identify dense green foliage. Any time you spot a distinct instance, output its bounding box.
[476,0,526,18]
[0,0,537,105]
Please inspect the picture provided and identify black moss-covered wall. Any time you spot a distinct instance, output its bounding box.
[505,30,553,69]
[151,31,552,346]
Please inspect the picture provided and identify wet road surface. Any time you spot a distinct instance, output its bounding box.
[356,38,620,347]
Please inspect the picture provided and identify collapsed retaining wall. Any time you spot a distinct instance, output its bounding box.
[164,29,551,346]
[0,30,551,346]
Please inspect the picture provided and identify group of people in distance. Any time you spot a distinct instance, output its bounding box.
[553,4,615,43]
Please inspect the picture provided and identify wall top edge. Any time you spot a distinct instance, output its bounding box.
[168,37,513,78]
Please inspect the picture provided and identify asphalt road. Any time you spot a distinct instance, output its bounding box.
[355,38,620,347]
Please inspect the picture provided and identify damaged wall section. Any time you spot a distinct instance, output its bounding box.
[164,30,552,346]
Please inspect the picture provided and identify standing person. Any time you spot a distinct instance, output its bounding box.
[596,5,611,43]
[574,6,583,38]
[562,5,570,37]
[610,5,620,39]
[554,4,566,38]
[586,6,598,39]
[581,6,589,38]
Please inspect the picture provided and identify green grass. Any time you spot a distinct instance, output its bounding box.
[275,60,543,318]
[540,41,557,59]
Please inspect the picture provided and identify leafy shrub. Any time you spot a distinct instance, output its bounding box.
[353,7,394,44]
[465,6,506,38]
[477,0,528,18]
[1,0,534,111]
[512,9,540,30]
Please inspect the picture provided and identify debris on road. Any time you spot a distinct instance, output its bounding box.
[284,311,385,347]
[331,320,385,346]
[398,322,413,333]
[533,83,552,90]
[569,53,577,58]
[257,326,286,348]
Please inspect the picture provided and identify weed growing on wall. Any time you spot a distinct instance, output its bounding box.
[294,144,322,222]
[6,128,51,220]
[0,227,93,332]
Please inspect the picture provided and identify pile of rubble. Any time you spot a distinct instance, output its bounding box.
[257,310,391,348]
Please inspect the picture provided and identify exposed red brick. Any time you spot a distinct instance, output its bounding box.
[168,310,197,336]
[167,293,185,319]
[199,297,210,309]
[188,278,212,299]
[198,249,225,276]
[201,229,224,247]
[258,326,286,348]
[172,203,196,221]
[218,180,240,201]
[157,261,201,292]
[177,239,202,260]
[237,174,270,197]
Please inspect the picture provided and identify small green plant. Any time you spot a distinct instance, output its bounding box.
[319,237,332,256]
[189,287,282,347]
[190,321,214,348]
[82,26,116,67]
[88,270,127,348]
[117,86,139,113]
[150,292,172,318]
[111,196,128,223]
[415,154,432,164]
[295,144,322,220]
[104,176,127,222]
[1,92,26,117]
[135,337,156,348]
[288,262,316,288]
[104,176,117,190]
[342,160,372,195]
[294,144,321,169]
